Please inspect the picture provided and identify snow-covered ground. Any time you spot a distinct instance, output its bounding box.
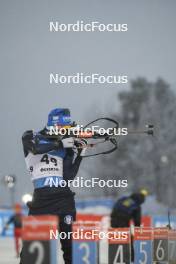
[0,238,19,264]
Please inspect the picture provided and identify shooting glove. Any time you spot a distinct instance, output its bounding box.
[76,139,88,156]
[62,137,74,148]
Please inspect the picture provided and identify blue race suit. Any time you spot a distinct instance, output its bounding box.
[111,193,145,262]
[111,193,145,228]
[20,129,83,264]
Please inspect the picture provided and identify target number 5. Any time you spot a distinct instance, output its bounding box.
[139,242,147,264]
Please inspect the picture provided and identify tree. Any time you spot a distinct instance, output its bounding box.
[92,78,176,207]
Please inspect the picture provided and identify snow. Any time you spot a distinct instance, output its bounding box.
[0,238,19,264]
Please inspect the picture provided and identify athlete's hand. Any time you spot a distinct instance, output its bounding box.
[62,137,74,148]
[76,139,88,156]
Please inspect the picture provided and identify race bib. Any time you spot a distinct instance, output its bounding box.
[25,153,63,180]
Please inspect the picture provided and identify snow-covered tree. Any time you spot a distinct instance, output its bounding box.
[91,78,176,207]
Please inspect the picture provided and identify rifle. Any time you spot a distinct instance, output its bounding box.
[44,117,154,157]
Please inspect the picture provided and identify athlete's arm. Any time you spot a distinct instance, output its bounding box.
[132,207,141,226]
[63,149,82,181]
[22,130,63,156]
[5,215,15,228]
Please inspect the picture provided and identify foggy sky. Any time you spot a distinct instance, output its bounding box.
[0,0,176,205]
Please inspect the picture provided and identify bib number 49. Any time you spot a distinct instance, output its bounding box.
[41,154,57,166]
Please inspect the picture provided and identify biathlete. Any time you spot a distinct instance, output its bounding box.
[111,189,148,228]
[4,203,23,258]
[20,108,87,264]
[111,189,148,261]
